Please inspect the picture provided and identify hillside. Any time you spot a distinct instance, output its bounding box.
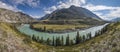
[52,22,120,52]
[0,8,34,23]
[41,5,105,25]
[0,22,120,52]
[111,18,120,22]
[0,22,54,52]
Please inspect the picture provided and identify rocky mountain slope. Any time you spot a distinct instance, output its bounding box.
[0,22,54,52]
[0,8,34,23]
[41,5,105,25]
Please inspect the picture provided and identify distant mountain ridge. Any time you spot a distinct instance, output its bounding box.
[0,8,34,23]
[41,5,105,25]
[111,18,120,22]
[41,6,102,20]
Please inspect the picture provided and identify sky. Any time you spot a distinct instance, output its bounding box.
[0,0,120,20]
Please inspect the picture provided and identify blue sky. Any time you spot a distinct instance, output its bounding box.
[0,0,120,20]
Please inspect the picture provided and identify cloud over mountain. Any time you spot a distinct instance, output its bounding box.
[10,0,40,8]
[0,1,19,12]
[44,0,120,20]
[44,0,86,14]
[83,4,120,20]
[0,0,120,20]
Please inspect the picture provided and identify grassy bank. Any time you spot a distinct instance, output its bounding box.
[0,22,54,52]
[53,23,120,52]
[32,23,89,33]
[0,22,120,52]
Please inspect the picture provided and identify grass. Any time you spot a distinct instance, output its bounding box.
[0,44,8,52]
[0,22,119,52]
[32,24,89,31]
[50,23,118,51]
[0,22,54,52]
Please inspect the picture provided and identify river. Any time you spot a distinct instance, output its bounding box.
[17,23,108,45]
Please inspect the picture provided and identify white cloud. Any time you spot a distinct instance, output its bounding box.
[57,0,86,9]
[11,0,40,8]
[26,0,40,7]
[44,0,86,14]
[107,9,120,17]
[93,12,110,20]
[44,0,120,20]
[83,4,120,20]
[12,0,24,5]
[102,8,120,20]
[44,11,51,14]
[44,6,57,14]
[0,1,19,12]
[83,4,119,11]
[30,15,41,18]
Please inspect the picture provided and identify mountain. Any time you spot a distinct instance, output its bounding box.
[111,18,120,22]
[0,8,34,23]
[41,5,105,25]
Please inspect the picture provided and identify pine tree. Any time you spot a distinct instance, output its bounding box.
[57,37,61,46]
[32,35,37,41]
[55,37,59,46]
[66,35,70,46]
[101,26,107,34]
[47,38,50,45]
[89,32,92,39]
[40,37,43,43]
[61,36,64,46]
[52,36,55,46]
[79,36,82,43]
[99,30,102,35]
[55,37,61,46]
[36,36,39,42]
[76,31,81,44]
[32,35,34,40]
[86,33,91,39]
[95,31,99,37]
[82,35,86,42]
[70,40,74,45]
[55,37,57,46]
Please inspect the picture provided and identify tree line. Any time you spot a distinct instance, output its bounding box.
[31,25,108,46]
[30,24,47,32]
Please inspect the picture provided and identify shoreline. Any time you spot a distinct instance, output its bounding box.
[29,25,99,34]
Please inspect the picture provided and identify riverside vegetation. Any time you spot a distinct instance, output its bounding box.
[30,23,108,46]
[30,23,89,33]
[0,6,119,52]
[0,22,120,52]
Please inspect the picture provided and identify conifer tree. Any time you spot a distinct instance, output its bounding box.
[61,36,64,46]
[55,37,57,46]
[32,35,37,41]
[36,36,39,42]
[32,35,34,40]
[55,37,58,46]
[76,31,81,44]
[52,36,55,46]
[70,40,74,45]
[95,31,99,37]
[55,37,61,46]
[82,35,86,42]
[66,35,70,46]
[47,38,50,45]
[89,32,92,39]
[57,37,61,46]
[40,37,43,43]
